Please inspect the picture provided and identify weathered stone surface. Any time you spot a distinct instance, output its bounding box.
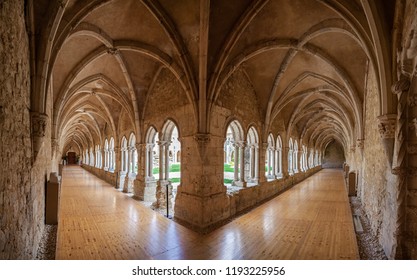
[0,0,46,259]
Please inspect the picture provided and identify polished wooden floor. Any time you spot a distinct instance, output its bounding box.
[56,166,359,259]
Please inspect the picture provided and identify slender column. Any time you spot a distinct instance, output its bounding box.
[233,143,239,182]
[254,145,259,181]
[250,145,255,179]
[239,142,246,185]
[147,147,150,177]
[158,141,165,181]
[165,142,170,180]
[145,145,150,178]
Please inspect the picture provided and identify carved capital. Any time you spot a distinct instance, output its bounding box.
[193,133,210,144]
[350,146,356,153]
[392,167,407,176]
[233,141,246,149]
[408,167,417,177]
[406,29,417,59]
[410,118,417,136]
[356,139,364,149]
[135,143,146,151]
[31,112,48,137]
[194,133,210,161]
[408,144,417,154]
[377,114,396,139]
[107,48,120,55]
[409,94,417,107]
[392,77,411,95]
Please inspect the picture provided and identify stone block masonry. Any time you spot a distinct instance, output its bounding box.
[0,0,45,259]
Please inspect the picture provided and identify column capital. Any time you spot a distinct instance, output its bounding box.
[377,114,396,139]
[356,139,364,149]
[407,143,417,154]
[235,141,246,148]
[31,112,48,138]
[391,76,410,95]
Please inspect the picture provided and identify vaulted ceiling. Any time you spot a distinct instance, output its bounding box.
[33,0,394,154]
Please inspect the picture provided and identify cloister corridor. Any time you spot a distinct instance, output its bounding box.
[56,166,359,260]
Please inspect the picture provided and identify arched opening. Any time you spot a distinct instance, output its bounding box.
[155,120,181,214]
[275,136,283,178]
[266,133,275,180]
[223,120,245,187]
[246,126,259,184]
[145,126,158,181]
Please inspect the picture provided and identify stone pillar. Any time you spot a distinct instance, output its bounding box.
[158,141,164,180]
[31,112,48,162]
[153,141,172,210]
[123,147,132,193]
[117,147,126,190]
[377,114,396,166]
[249,145,254,178]
[390,75,411,259]
[254,144,259,182]
[165,141,171,180]
[233,142,239,183]
[174,134,230,231]
[282,147,289,178]
[238,142,246,187]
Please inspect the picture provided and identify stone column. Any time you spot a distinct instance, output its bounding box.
[174,133,230,231]
[123,147,132,193]
[377,114,397,166]
[153,141,172,210]
[238,142,246,187]
[31,112,48,162]
[254,144,259,182]
[249,145,255,179]
[233,142,239,184]
[390,75,411,259]
[165,141,171,180]
[282,147,289,178]
[118,147,126,190]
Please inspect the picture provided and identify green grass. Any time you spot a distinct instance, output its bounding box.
[223,163,235,172]
[153,163,181,174]
[170,178,180,183]
[224,179,233,184]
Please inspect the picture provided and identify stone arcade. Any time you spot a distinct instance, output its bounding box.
[1,0,417,259]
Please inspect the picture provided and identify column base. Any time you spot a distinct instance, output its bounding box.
[152,180,173,210]
[118,173,126,190]
[232,180,247,187]
[123,174,135,193]
[133,179,157,202]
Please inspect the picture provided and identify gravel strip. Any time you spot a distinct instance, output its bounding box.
[35,225,57,260]
[350,197,388,260]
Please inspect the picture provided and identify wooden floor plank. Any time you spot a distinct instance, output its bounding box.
[56,166,359,260]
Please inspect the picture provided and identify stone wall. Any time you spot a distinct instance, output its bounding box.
[0,0,47,259]
[322,140,345,168]
[352,65,397,258]
[144,68,195,137]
